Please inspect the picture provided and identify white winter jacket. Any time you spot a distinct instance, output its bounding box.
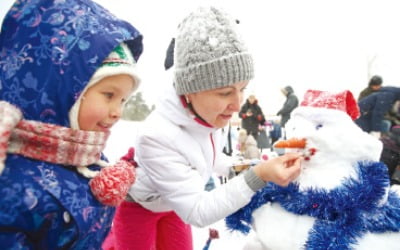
[129,84,261,227]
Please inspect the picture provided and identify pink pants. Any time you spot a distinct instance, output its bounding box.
[103,201,192,250]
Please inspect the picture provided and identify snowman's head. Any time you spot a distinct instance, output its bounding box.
[278,90,382,190]
[286,106,382,162]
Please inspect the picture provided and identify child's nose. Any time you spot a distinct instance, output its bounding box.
[110,104,122,119]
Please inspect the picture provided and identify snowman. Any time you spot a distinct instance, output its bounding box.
[226,90,400,249]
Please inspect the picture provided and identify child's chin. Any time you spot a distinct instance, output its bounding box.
[215,122,228,129]
[215,119,231,128]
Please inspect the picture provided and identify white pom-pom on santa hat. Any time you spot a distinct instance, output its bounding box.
[300,89,360,120]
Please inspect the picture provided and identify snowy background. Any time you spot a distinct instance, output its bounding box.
[3,0,400,117]
[94,0,400,118]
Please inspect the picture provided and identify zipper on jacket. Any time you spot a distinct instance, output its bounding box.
[210,133,215,166]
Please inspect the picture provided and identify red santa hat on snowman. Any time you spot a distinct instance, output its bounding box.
[300,89,360,120]
[274,89,361,154]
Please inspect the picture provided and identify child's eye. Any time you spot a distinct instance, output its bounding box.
[103,92,114,99]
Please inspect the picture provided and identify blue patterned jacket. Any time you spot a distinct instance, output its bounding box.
[0,0,142,249]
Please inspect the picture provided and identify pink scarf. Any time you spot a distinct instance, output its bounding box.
[0,101,136,206]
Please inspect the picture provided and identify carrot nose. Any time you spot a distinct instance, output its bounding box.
[274,138,307,149]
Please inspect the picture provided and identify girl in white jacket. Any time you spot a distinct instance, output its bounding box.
[109,6,302,250]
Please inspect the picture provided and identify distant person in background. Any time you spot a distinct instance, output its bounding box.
[276,85,299,127]
[270,120,282,145]
[384,101,400,128]
[355,86,400,138]
[358,75,383,101]
[256,124,271,151]
[380,125,400,185]
[239,95,265,140]
[238,129,261,159]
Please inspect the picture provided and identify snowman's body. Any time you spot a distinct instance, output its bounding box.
[251,191,399,250]
[227,101,400,249]
[251,202,315,249]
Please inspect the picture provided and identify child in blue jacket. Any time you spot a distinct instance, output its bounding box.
[0,0,143,248]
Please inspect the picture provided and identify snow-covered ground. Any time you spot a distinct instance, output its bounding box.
[104,120,254,249]
[191,201,254,250]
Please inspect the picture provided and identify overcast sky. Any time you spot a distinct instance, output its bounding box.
[2,0,400,115]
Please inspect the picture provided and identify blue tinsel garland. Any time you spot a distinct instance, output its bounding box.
[225,161,400,249]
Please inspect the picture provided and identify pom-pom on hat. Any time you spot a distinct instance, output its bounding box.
[300,89,360,120]
[69,42,140,129]
[173,6,254,95]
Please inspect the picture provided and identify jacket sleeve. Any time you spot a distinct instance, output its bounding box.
[136,133,257,228]
[213,149,235,176]
[371,95,393,131]
[255,105,265,124]
[239,103,249,119]
[0,233,34,249]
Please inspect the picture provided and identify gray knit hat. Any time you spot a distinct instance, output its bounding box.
[173,6,254,95]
